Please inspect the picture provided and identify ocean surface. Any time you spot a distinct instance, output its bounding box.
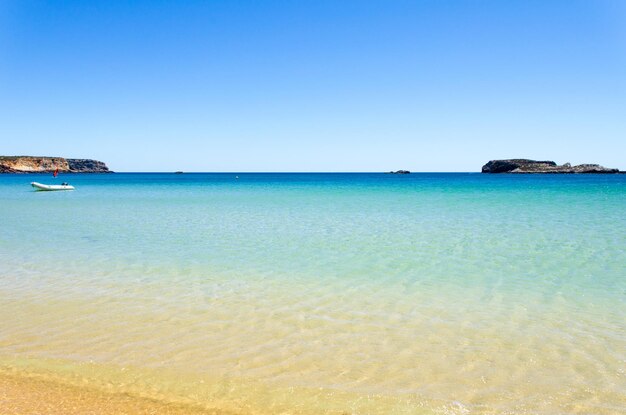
[1,173,624,414]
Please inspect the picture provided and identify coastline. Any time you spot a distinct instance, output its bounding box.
[1,173,624,414]
[0,371,223,415]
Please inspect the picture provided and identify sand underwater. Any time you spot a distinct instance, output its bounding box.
[1,173,625,414]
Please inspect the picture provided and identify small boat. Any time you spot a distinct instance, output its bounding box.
[31,182,75,191]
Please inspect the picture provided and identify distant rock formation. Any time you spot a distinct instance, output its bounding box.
[482,159,620,174]
[0,156,112,173]
[388,170,410,174]
[67,158,110,173]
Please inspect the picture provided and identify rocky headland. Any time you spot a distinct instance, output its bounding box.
[482,159,621,174]
[0,156,112,173]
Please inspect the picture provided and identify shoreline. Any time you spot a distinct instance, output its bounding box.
[0,371,227,415]
[1,173,624,414]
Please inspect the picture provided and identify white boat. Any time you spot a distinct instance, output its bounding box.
[31,182,75,191]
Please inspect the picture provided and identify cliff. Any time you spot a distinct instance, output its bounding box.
[0,156,111,173]
[482,159,620,174]
[67,159,110,173]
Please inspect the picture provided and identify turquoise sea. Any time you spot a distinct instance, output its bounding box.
[1,173,625,414]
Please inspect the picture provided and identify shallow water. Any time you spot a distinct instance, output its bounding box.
[1,173,625,414]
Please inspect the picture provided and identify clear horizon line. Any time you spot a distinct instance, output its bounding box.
[106,171,482,174]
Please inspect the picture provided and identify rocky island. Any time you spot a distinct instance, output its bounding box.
[482,159,621,174]
[0,156,112,173]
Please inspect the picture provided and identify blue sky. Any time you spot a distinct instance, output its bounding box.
[1,0,625,172]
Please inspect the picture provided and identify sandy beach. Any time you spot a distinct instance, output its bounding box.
[0,372,224,415]
[3,0,625,412]
[1,173,625,414]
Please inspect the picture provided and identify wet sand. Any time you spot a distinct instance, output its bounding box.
[0,372,230,415]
